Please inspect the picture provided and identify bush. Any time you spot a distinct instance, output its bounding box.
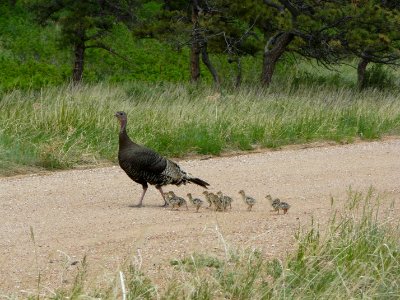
[364,64,396,90]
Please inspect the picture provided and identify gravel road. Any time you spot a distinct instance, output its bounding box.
[1,139,399,296]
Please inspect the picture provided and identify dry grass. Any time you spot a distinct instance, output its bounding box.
[1,82,400,175]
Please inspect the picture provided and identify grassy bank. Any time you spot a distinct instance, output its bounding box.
[19,188,400,299]
[1,82,400,176]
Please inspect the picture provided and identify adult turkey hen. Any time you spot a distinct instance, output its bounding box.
[115,111,210,207]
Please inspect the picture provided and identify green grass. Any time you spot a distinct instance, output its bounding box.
[1,82,400,176]
[268,188,400,298]
[18,188,399,299]
[164,189,399,299]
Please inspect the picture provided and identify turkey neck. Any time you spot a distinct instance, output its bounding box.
[118,118,136,148]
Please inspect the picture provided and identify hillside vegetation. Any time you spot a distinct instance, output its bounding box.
[1,2,400,176]
[1,2,400,91]
[0,4,190,90]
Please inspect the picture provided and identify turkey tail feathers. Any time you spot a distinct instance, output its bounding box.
[188,177,210,189]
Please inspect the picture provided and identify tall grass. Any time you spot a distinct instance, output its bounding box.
[163,190,399,299]
[1,82,400,175]
[268,188,400,299]
[19,188,398,299]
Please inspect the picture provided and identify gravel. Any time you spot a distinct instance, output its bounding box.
[1,139,399,296]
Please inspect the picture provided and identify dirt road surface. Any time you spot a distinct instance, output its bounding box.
[1,139,400,297]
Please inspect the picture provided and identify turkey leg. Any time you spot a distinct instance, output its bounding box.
[135,185,148,207]
[156,186,168,207]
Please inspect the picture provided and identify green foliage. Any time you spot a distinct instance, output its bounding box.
[27,0,142,82]
[338,1,400,67]
[0,3,71,91]
[136,0,163,21]
[170,254,224,272]
[168,250,268,299]
[268,188,400,298]
[125,265,157,299]
[2,2,400,90]
[364,64,396,90]
[31,0,133,46]
[0,4,192,90]
[86,28,192,82]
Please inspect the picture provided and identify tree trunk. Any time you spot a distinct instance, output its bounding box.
[357,57,369,91]
[261,32,294,87]
[235,57,242,88]
[72,29,85,83]
[190,1,201,83]
[163,0,172,10]
[228,56,242,88]
[201,44,220,88]
[190,41,201,83]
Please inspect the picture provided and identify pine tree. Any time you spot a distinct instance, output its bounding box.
[260,0,352,87]
[31,0,136,83]
[337,2,400,89]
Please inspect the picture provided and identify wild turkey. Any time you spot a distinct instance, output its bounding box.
[187,193,204,212]
[165,191,188,210]
[266,194,280,213]
[216,191,233,211]
[238,190,256,211]
[115,111,210,207]
[202,191,213,208]
[211,192,224,211]
[204,192,223,211]
[279,201,291,214]
[266,195,291,214]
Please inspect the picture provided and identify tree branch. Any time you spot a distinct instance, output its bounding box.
[263,0,284,12]
[278,0,300,18]
[86,42,134,64]
[33,0,65,25]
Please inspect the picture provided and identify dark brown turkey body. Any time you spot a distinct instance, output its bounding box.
[118,144,204,187]
[116,111,209,207]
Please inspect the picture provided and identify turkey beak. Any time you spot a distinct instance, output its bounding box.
[115,113,122,123]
